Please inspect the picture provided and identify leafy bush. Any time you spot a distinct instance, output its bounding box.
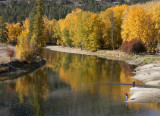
[121,39,146,54]
[7,48,15,60]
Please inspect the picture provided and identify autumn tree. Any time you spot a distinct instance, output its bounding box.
[80,11,104,51]
[121,5,157,52]
[43,16,53,43]
[68,9,83,48]
[99,5,128,49]
[43,17,59,44]
[6,22,21,44]
[56,9,104,51]
[52,19,62,45]
[150,2,160,50]
[16,19,30,61]
[56,19,66,46]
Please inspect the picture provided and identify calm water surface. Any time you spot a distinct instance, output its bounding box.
[0,49,160,116]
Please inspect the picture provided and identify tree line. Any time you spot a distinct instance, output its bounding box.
[1,1,160,62]
[0,0,152,23]
[51,2,160,52]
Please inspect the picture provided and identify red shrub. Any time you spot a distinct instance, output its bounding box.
[121,39,146,54]
[7,48,15,60]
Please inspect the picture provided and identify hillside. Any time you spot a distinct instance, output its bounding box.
[0,0,153,23]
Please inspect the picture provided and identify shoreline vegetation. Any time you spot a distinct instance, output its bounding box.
[0,0,46,80]
[0,44,46,81]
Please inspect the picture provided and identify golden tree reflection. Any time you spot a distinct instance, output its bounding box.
[16,68,48,116]
[43,49,137,97]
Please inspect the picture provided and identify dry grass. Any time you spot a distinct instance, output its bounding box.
[0,44,15,64]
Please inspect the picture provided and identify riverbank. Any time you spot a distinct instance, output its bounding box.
[128,87,160,103]
[132,63,160,86]
[0,44,14,64]
[0,44,46,81]
[46,45,160,104]
[46,46,160,66]
[46,46,160,85]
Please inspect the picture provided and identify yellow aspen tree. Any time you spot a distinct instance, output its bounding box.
[80,11,103,51]
[57,19,67,46]
[6,22,22,43]
[151,2,160,44]
[16,19,30,61]
[43,16,54,43]
[99,5,128,49]
[121,5,156,51]
[99,10,111,49]
[58,13,73,47]
[52,19,62,45]
[112,5,128,49]
[68,9,83,48]
[56,9,103,51]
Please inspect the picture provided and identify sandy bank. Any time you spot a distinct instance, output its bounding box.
[129,63,160,103]
[128,87,160,103]
[0,44,14,64]
[132,63,160,86]
[46,45,135,62]
[46,45,160,66]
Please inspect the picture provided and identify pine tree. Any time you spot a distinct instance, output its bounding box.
[0,17,7,43]
[28,7,36,40]
[31,0,45,54]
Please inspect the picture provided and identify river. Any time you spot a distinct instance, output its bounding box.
[0,49,159,116]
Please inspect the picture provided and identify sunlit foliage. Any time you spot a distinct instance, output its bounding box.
[4,2,160,55]
[6,22,21,44]
[16,19,30,61]
[55,9,104,51]
[99,5,128,49]
[121,5,157,52]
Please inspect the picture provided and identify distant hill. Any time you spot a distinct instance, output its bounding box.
[0,0,153,6]
[0,0,153,23]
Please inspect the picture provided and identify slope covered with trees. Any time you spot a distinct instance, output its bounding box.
[0,0,153,23]
[1,1,160,62]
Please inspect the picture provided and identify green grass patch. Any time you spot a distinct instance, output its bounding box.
[142,58,156,64]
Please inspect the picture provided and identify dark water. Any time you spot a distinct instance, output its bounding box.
[0,49,160,116]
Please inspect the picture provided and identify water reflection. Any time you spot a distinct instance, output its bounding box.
[43,49,139,101]
[0,49,160,115]
[16,68,48,116]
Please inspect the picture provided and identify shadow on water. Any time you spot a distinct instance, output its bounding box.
[83,82,158,88]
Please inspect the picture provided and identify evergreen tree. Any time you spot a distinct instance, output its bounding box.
[0,16,8,43]
[28,7,36,39]
[31,0,45,53]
